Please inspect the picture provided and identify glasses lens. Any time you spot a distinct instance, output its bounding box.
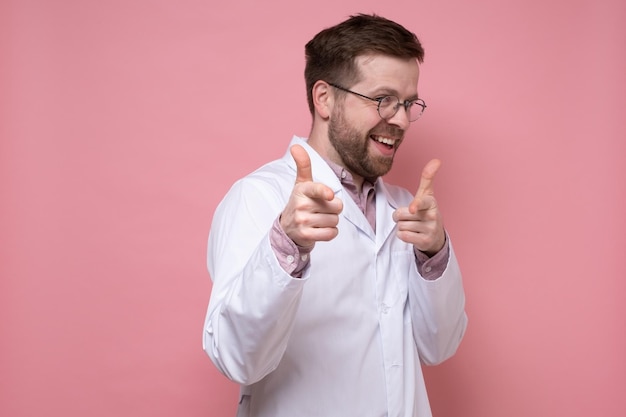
[377,96,399,119]
[408,100,425,122]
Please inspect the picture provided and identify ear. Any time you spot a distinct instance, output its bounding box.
[311,80,333,120]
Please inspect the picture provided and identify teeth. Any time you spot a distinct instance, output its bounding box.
[373,135,395,146]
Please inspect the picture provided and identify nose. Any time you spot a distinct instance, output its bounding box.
[386,104,411,130]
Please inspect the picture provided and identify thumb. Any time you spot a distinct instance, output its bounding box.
[409,159,441,214]
[291,145,313,184]
[415,158,441,198]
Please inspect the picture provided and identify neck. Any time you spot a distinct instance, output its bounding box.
[308,129,366,192]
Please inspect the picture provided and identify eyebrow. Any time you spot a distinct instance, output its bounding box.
[369,86,419,101]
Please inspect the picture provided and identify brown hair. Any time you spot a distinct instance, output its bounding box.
[304,14,424,114]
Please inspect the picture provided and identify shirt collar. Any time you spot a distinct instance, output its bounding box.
[322,158,377,192]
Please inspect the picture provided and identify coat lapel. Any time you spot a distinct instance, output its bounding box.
[375,179,401,252]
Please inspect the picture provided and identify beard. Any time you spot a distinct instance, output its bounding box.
[327,107,403,180]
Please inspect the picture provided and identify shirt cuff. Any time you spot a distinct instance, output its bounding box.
[414,236,450,280]
[270,217,313,278]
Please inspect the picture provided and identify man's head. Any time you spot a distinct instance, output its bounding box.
[304,14,425,181]
[304,14,424,115]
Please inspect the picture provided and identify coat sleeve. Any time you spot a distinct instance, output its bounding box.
[408,240,468,365]
[202,176,308,385]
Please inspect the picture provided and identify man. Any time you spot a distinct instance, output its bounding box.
[203,14,467,417]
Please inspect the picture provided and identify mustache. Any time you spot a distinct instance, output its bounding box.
[370,124,404,139]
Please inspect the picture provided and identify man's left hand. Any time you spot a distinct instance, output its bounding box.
[392,159,446,256]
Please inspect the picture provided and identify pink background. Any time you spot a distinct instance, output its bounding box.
[2,0,625,416]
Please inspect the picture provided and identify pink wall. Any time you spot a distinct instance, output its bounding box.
[2,1,624,416]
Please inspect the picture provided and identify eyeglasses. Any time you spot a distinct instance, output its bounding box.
[328,82,426,122]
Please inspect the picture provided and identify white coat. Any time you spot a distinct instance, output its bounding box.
[203,136,467,417]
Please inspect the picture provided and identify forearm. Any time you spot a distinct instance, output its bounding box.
[409,242,468,365]
[203,235,307,384]
[203,179,307,384]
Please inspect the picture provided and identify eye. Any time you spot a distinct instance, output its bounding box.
[377,96,396,107]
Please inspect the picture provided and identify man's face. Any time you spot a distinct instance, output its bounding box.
[328,54,420,180]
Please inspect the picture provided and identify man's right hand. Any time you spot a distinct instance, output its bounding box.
[280,145,343,248]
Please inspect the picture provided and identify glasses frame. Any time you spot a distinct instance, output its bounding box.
[328,82,426,122]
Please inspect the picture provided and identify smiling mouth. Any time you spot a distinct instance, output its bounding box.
[371,135,396,149]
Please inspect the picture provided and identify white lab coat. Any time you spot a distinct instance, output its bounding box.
[203,136,467,417]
